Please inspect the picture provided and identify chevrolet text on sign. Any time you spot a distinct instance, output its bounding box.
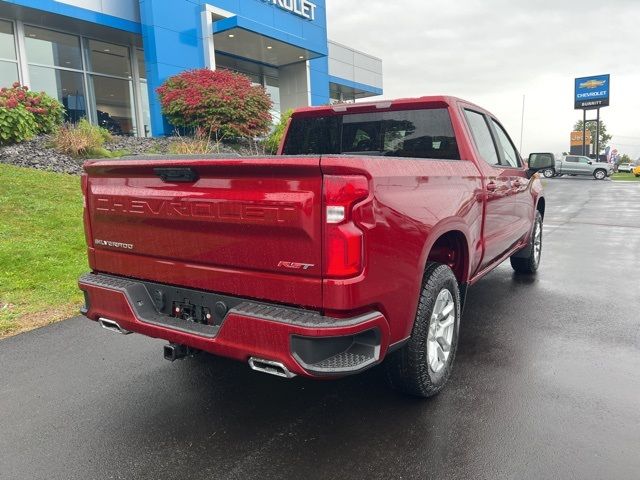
[263,0,317,21]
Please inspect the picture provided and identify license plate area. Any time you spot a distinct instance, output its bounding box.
[140,279,246,328]
[172,301,212,325]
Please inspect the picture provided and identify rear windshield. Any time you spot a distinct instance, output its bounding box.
[283,108,460,160]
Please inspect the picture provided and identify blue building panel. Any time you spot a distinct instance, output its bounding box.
[149,27,202,68]
[272,9,305,38]
[142,5,201,36]
[209,0,241,13]
[309,57,330,106]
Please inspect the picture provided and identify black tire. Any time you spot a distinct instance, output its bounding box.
[510,211,542,274]
[593,169,607,180]
[543,168,555,178]
[385,262,461,398]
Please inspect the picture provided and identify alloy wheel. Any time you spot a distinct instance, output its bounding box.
[427,289,456,373]
[533,218,542,265]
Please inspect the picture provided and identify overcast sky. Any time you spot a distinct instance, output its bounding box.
[326,0,640,159]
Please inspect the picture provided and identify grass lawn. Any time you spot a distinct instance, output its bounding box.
[611,172,640,182]
[0,164,87,338]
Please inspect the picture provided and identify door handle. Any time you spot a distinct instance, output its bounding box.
[486,182,497,191]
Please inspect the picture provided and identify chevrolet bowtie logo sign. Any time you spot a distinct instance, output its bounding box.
[263,0,317,21]
[579,79,606,90]
[574,74,610,110]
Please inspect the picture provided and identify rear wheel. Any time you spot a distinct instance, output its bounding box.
[385,262,460,398]
[594,169,607,180]
[510,211,542,274]
[543,168,555,178]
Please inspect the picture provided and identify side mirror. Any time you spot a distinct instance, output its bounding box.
[587,160,593,165]
[527,154,555,178]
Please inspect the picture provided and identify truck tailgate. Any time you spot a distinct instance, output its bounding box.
[84,156,323,308]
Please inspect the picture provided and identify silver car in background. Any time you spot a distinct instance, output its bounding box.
[528,153,614,180]
[617,163,634,173]
[554,155,613,180]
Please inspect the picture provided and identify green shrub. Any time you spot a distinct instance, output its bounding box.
[0,82,64,144]
[52,119,113,158]
[0,105,38,145]
[156,69,273,139]
[265,109,293,154]
[30,91,65,134]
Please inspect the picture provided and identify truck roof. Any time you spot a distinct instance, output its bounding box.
[293,96,493,118]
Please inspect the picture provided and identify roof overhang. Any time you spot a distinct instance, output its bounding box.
[213,16,326,67]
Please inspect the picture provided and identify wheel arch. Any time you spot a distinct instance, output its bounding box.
[536,196,546,221]
[419,223,472,285]
[400,223,472,344]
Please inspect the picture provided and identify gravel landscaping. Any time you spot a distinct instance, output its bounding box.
[0,136,83,174]
[0,135,262,175]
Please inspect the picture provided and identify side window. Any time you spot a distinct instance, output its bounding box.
[491,120,521,168]
[578,157,590,164]
[565,156,577,163]
[464,110,499,166]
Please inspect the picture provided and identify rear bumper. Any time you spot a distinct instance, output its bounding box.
[78,273,391,378]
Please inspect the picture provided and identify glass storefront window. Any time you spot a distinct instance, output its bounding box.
[85,40,131,78]
[0,20,19,88]
[0,20,17,60]
[24,26,83,70]
[0,61,19,87]
[29,65,87,122]
[89,75,136,135]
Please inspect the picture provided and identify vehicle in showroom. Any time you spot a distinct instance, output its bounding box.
[78,96,552,397]
[554,155,613,180]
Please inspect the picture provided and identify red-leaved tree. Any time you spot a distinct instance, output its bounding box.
[156,69,273,139]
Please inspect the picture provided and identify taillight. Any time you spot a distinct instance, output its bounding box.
[323,175,369,278]
[80,173,93,251]
[81,173,88,207]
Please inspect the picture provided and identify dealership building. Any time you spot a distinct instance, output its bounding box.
[0,0,383,136]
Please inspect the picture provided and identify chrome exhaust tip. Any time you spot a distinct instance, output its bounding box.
[98,317,132,335]
[248,357,296,379]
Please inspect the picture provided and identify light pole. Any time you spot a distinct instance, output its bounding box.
[519,94,525,153]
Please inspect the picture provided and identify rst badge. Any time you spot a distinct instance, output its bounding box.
[278,261,315,271]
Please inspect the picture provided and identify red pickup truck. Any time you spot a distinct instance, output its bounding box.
[79,96,553,397]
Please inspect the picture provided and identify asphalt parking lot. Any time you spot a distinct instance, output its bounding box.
[1,177,639,480]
